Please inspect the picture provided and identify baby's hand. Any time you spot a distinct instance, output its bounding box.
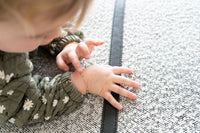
[71,64,139,110]
[56,40,104,72]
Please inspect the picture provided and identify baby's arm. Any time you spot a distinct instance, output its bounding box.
[41,30,103,72]
[42,30,84,56]
[71,64,139,110]
[0,52,84,127]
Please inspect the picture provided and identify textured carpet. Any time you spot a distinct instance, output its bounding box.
[0,0,200,132]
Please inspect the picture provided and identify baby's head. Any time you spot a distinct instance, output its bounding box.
[0,0,92,52]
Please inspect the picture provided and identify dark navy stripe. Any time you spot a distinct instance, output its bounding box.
[101,0,126,133]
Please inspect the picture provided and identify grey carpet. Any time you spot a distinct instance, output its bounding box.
[0,0,199,132]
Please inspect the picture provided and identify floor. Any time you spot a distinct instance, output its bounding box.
[0,0,200,132]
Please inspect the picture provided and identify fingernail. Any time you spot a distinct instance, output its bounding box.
[131,93,137,99]
[118,104,123,110]
[135,83,139,88]
[85,54,90,59]
[98,41,104,45]
[78,68,82,72]
[133,82,139,88]
[64,68,69,71]
[95,40,104,45]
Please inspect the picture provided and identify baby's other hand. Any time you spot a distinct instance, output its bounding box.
[56,39,103,72]
[71,64,139,110]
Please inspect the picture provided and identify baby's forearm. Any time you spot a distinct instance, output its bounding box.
[71,71,87,95]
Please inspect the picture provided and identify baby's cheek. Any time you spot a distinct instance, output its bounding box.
[45,28,61,40]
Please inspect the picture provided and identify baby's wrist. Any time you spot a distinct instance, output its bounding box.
[71,71,87,95]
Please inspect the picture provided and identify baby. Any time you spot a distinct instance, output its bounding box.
[0,0,139,127]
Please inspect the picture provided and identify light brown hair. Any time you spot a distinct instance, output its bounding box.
[0,0,92,35]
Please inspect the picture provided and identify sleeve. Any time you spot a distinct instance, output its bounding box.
[0,52,84,127]
[42,30,84,56]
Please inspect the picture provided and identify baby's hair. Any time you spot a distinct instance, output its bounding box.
[0,0,92,36]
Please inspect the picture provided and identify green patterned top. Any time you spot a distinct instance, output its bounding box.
[0,31,84,127]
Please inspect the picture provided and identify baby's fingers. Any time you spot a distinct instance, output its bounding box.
[113,75,139,88]
[85,39,104,46]
[104,92,123,110]
[77,42,90,59]
[68,52,82,72]
[84,40,104,53]
[111,84,137,100]
[56,54,69,71]
[112,67,133,75]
